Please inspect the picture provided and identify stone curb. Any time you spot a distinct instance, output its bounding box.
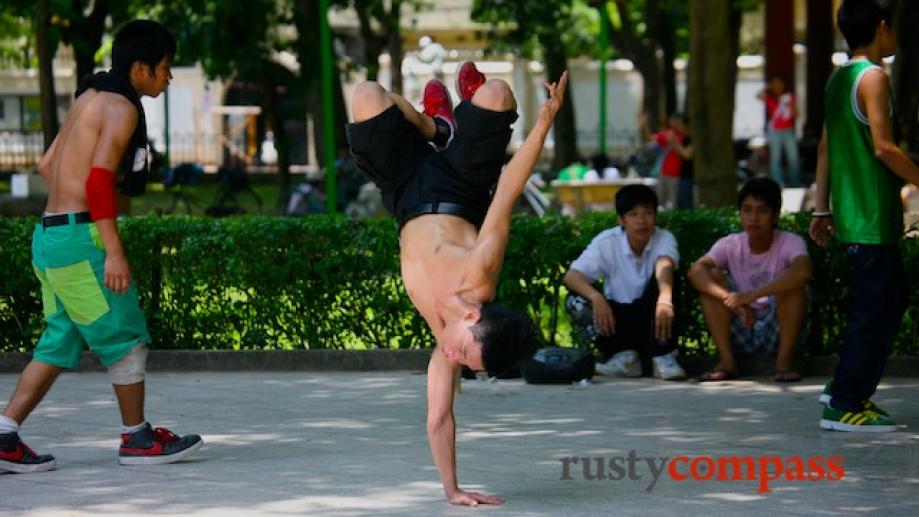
[0,350,433,373]
[2,350,919,377]
[679,355,919,378]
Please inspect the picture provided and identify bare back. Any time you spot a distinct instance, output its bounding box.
[39,90,137,213]
[399,214,495,333]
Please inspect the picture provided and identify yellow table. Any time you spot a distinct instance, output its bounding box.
[551,178,659,214]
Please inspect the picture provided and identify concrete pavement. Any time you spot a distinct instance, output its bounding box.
[1,372,918,516]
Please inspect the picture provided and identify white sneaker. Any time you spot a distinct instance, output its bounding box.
[596,350,642,377]
[652,350,686,380]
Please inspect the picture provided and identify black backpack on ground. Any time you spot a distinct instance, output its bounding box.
[521,347,595,384]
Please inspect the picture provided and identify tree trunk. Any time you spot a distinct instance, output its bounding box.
[386,1,403,95]
[688,0,737,208]
[539,34,577,172]
[803,0,833,143]
[609,0,664,126]
[296,0,345,202]
[894,0,919,153]
[729,1,742,88]
[355,0,384,81]
[69,0,109,87]
[307,90,321,164]
[657,13,678,117]
[332,60,349,149]
[36,0,59,149]
[635,49,663,125]
[642,0,663,121]
[764,0,795,89]
[264,81,291,213]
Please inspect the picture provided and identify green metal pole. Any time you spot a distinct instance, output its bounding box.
[319,0,338,213]
[164,88,171,168]
[598,2,608,156]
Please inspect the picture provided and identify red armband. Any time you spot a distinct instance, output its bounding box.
[85,166,118,221]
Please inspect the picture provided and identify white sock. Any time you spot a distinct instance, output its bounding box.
[0,414,20,434]
[121,421,148,435]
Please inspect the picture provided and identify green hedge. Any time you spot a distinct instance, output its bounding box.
[2,212,918,355]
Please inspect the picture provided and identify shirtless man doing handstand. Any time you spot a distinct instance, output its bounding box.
[346,63,567,505]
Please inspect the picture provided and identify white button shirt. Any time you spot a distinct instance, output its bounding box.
[569,226,680,304]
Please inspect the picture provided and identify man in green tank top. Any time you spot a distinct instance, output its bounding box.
[810,0,919,433]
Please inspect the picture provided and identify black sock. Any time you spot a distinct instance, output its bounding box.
[430,116,453,148]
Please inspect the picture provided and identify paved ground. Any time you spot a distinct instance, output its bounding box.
[1,372,918,516]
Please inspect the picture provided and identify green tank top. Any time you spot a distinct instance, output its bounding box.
[824,58,903,245]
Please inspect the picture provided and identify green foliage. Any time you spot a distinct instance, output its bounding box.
[146,0,290,81]
[473,0,596,59]
[2,212,919,356]
[0,11,35,68]
[0,215,429,351]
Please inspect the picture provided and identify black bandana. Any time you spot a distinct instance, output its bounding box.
[75,70,149,196]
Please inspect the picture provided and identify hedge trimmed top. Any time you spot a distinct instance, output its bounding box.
[0,212,916,355]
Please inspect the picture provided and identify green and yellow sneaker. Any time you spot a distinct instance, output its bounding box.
[818,381,889,416]
[820,405,897,433]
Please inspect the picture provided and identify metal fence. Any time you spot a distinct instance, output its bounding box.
[0,132,44,170]
[163,132,225,166]
[575,128,642,158]
[3,128,648,172]
[0,131,232,171]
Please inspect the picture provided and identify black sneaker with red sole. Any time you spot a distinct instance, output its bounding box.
[118,424,203,465]
[0,432,57,474]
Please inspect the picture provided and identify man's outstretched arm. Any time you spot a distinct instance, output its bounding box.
[427,349,503,506]
[469,72,568,285]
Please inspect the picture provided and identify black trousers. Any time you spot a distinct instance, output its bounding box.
[566,277,678,361]
[831,244,908,411]
[345,101,517,228]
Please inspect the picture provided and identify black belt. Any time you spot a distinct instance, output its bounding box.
[42,211,92,228]
[401,201,482,227]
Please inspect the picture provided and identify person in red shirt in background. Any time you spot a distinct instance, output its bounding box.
[758,76,800,187]
[640,112,687,211]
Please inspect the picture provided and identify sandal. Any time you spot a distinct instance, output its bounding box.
[698,368,739,382]
[773,370,801,383]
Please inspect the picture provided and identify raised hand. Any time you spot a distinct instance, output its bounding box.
[538,71,569,125]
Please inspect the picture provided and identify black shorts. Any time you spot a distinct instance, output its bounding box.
[346,101,518,228]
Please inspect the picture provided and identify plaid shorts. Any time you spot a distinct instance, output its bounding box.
[728,281,810,356]
[565,294,599,345]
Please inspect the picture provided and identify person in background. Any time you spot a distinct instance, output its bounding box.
[758,76,800,187]
[640,112,687,210]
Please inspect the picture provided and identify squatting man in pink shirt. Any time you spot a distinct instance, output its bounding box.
[688,177,812,382]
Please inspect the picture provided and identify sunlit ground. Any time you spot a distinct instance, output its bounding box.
[1,372,917,515]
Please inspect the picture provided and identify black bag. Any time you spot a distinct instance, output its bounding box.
[521,347,595,384]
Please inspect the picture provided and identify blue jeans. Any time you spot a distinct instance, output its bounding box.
[767,128,800,187]
[830,245,907,411]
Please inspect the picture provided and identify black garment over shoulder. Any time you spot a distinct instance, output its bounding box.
[75,70,149,197]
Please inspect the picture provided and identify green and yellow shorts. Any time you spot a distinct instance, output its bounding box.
[31,215,150,369]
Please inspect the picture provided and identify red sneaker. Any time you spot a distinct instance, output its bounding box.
[422,79,455,127]
[456,61,486,101]
[0,432,56,473]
